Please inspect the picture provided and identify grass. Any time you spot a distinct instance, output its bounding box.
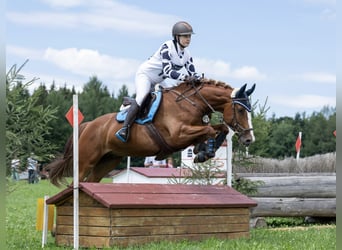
[234,152,336,173]
[6,179,336,250]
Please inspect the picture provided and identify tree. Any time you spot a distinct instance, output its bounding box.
[43,84,74,151]
[6,61,58,174]
[248,98,271,157]
[79,76,117,121]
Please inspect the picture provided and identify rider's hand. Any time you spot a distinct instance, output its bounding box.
[185,74,202,83]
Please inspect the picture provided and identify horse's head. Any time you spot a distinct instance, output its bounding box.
[223,83,256,146]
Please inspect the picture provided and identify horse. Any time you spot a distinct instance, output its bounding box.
[47,78,256,187]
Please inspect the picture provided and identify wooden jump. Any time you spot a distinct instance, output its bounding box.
[47,183,257,248]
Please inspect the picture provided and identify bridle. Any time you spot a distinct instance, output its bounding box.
[168,81,254,135]
[228,100,254,136]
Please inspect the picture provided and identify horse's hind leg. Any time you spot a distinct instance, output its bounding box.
[86,154,123,182]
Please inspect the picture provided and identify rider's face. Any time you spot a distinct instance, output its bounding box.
[178,34,191,48]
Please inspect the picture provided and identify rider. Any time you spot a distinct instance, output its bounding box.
[116,21,202,143]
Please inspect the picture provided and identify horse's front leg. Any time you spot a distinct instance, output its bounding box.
[180,124,217,144]
[211,124,230,149]
[192,124,229,163]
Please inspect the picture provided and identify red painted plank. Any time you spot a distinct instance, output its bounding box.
[81,183,241,195]
[95,193,257,208]
[47,183,257,208]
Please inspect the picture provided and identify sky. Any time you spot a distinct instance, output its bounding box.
[6,0,336,118]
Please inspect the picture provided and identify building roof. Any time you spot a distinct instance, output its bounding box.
[46,182,257,209]
[116,167,192,178]
[114,167,226,178]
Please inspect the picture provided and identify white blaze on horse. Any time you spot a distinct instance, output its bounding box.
[46,78,256,186]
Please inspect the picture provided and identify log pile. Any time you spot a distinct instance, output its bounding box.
[237,173,336,218]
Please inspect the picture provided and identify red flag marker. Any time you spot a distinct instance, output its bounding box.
[65,106,84,127]
[295,135,301,153]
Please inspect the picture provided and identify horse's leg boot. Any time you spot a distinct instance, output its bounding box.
[193,142,207,154]
[206,138,216,158]
[115,101,139,142]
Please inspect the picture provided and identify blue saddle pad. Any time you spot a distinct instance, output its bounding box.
[116,91,162,125]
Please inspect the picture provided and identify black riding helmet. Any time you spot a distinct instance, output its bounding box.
[172,21,194,48]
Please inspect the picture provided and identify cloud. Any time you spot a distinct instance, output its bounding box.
[296,72,336,84]
[7,45,140,80]
[6,45,44,60]
[195,58,267,81]
[7,0,179,36]
[6,45,139,94]
[40,0,83,8]
[271,94,335,108]
[43,47,141,80]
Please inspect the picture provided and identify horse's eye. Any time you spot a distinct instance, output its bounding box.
[238,108,244,114]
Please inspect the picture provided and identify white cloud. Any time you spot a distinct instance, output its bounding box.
[271,94,335,108]
[296,72,336,84]
[7,0,179,36]
[6,45,44,60]
[43,47,141,80]
[6,45,139,95]
[196,58,267,81]
[40,0,83,8]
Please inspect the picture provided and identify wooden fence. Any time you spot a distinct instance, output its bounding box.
[236,173,336,218]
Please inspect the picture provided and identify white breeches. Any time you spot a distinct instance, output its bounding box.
[135,72,153,106]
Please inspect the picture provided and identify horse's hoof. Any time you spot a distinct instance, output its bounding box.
[193,144,200,154]
[194,151,207,163]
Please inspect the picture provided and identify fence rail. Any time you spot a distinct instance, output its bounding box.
[237,173,336,218]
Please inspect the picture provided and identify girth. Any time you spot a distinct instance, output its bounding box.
[145,123,177,160]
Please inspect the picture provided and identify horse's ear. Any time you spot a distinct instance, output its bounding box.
[246,84,256,96]
[235,84,247,97]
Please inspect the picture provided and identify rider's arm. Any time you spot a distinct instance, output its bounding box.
[160,44,187,81]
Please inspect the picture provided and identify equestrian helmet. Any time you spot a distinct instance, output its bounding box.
[172,21,194,37]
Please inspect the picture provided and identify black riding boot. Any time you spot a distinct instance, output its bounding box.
[115,101,139,142]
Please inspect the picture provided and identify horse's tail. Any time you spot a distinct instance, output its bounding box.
[46,122,88,187]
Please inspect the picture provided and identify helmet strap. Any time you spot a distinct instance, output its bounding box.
[175,36,186,49]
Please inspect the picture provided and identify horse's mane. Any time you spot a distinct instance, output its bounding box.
[171,78,234,91]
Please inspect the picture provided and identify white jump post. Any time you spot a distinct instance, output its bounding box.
[296,131,302,161]
[126,156,131,183]
[73,95,79,250]
[41,195,49,248]
[226,127,234,186]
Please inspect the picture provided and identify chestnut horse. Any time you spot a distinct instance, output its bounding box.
[47,78,256,187]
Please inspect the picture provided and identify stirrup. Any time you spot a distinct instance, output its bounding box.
[115,127,129,143]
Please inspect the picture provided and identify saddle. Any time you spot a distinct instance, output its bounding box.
[116,91,163,124]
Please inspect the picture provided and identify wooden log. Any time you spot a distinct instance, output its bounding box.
[250,197,336,217]
[244,176,336,198]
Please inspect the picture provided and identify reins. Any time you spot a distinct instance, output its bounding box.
[169,81,216,113]
[167,80,253,135]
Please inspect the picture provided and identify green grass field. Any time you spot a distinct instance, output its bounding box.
[6,179,336,250]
